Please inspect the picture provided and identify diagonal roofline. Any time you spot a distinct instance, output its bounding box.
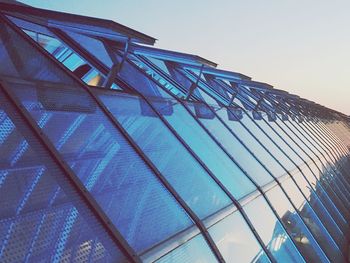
[0,1,157,45]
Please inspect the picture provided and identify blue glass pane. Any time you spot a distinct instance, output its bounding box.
[0,96,125,262]
[280,178,346,261]
[270,120,312,160]
[189,105,273,187]
[210,108,286,178]
[258,118,305,166]
[241,114,302,171]
[64,30,113,68]
[98,91,231,219]
[0,23,74,84]
[155,99,257,199]
[9,17,113,89]
[272,120,350,220]
[155,235,218,263]
[305,121,341,157]
[118,55,169,98]
[265,185,329,263]
[209,211,271,263]
[8,82,192,253]
[292,171,348,253]
[243,196,305,262]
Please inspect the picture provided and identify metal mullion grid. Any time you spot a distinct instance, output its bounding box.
[0,14,142,262]
[210,107,341,259]
[306,120,350,176]
[307,120,349,162]
[318,120,350,155]
[2,13,219,262]
[227,102,344,217]
[95,79,273,263]
[132,58,313,261]
[274,114,350,208]
[85,89,228,263]
[314,121,350,169]
[28,16,332,262]
[240,108,350,245]
[272,112,349,197]
[112,56,281,263]
[247,90,348,192]
[131,51,350,261]
[214,81,344,207]
[61,30,279,262]
[312,121,350,187]
[200,74,350,235]
[168,70,350,259]
[287,117,350,199]
[0,84,140,262]
[271,115,350,222]
[173,93,312,262]
[220,102,344,252]
[47,24,276,262]
[299,120,350,199]
[108,58,278,262]
[189,98,338,257]
[270,120,350,234]
[219,84,350,237]
[330,121,350,147]
[305,119,347,163]
[22,21,230,263]
[18,17,229,263]
[40,25,230,262]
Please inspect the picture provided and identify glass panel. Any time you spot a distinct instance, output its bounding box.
[208,112,285,179]
[209,212,271,263]
[8,16,117,89]
[113,57,259,201]
[252,116,305,167]
[0,23,74,85]
[3,16,196,253]
[280,178,346,261]
[293,171,348,253]
[159,99,257,199]
[64,30,113,68]
[271,120,312,161]
[8,81,193,253]
[0,95,125,262]
[192,105,273,186]
[270,119,350,220]
[243,196,305,262]
[156,235,218,263]
[265,185,329,262]
[98,90,232,219]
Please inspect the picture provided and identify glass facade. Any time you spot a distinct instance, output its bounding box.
[0,2,350,262]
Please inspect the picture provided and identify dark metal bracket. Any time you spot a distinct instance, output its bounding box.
[185,64,204,100]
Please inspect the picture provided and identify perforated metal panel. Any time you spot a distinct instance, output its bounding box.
[0,93,127,263]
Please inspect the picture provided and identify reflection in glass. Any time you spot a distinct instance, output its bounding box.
[209,212,271,262]
[244,196,305,262]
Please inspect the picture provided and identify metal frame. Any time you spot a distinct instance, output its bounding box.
[46,21,280,263]
[132,53,350,261]
[187,70,350,229]
[1,11,231,263]
[118,52,312,262]
[1,4,350,263]
[0,14,142,263]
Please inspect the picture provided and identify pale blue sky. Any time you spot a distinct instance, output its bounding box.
[20,0,350,114]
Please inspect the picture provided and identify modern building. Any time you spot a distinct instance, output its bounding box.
[0,1,350,262]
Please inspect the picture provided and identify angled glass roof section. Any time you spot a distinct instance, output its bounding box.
[0,1,156,45]
[128,44,218,68]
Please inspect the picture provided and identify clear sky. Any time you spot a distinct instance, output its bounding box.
[20,0,350,114]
